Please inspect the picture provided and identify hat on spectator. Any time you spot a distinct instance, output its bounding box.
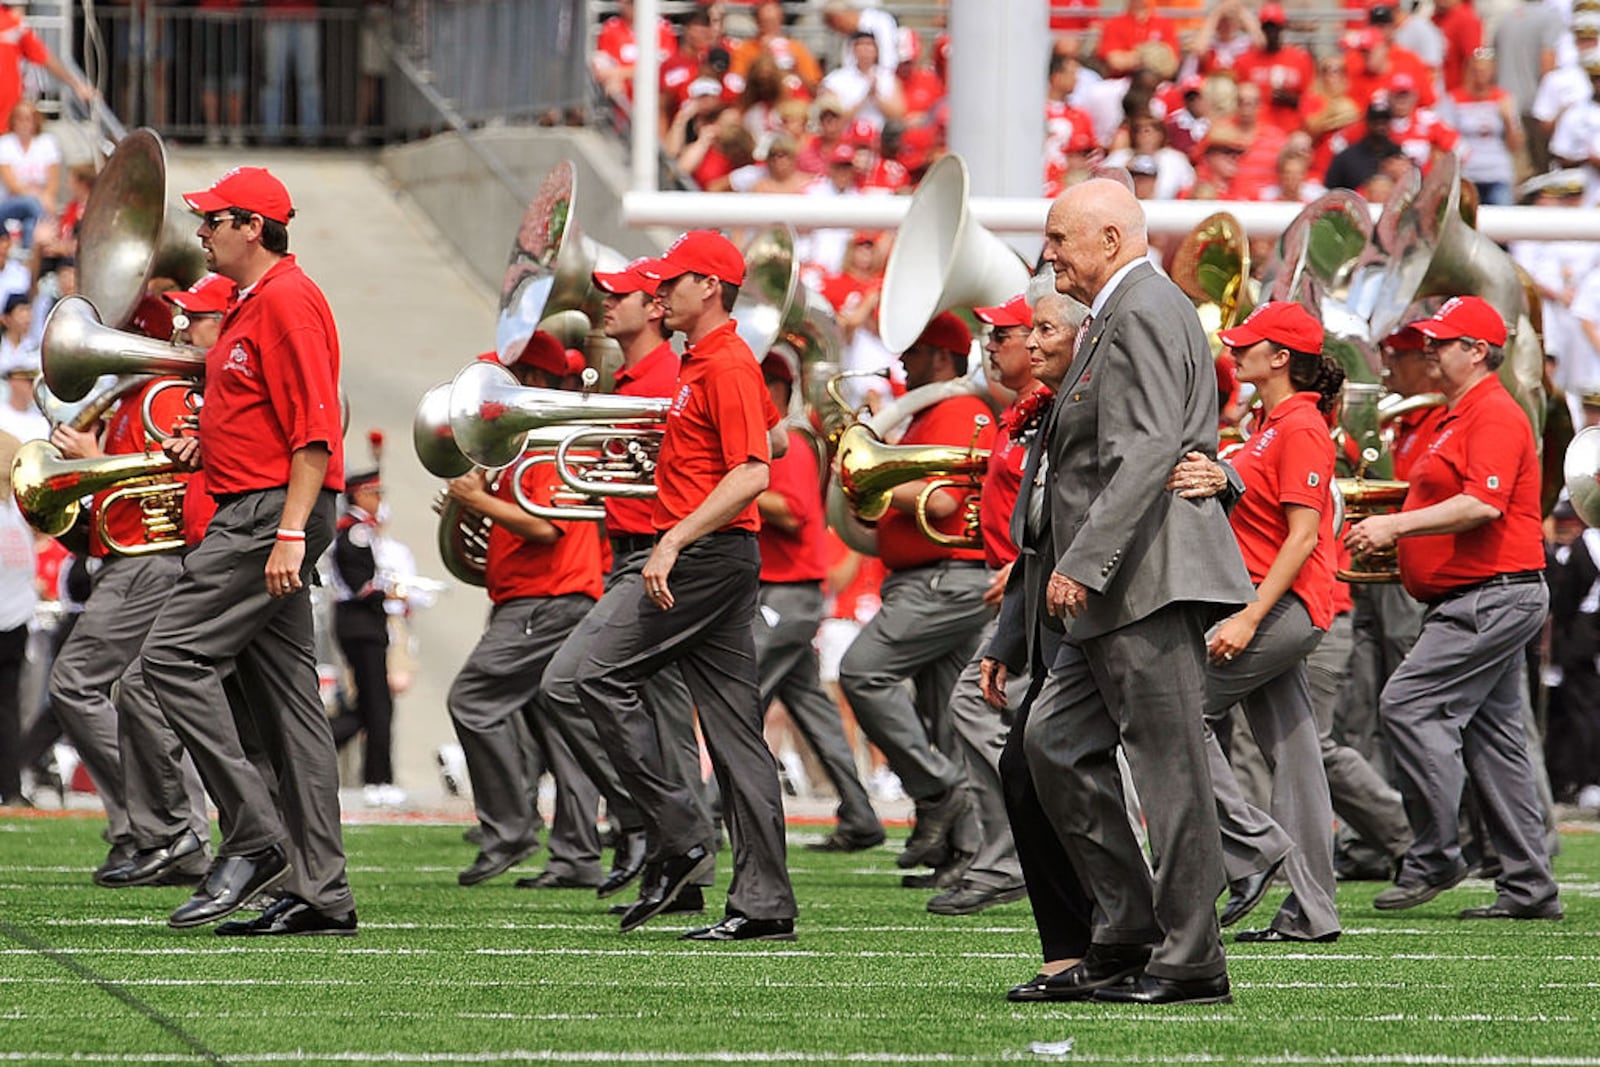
[183,166,295,225]
[1381,324,1427,352]
[846,119,877,147]
[897,27,922,65]
[829,142,858,165]
[1368,2,1395,25]
[1343,28,1381,51]
[1065,124,1097,154]
[911,311,972,356]
[1366,94,1394,121]
[1,291,29,317]
[1218,301,1325,353]
[164,272,237,315]
[127,294,175,341]
[1407,295,1507,346]
[1259,3,1288,26]
[347,469,382,494]
[1576,12,1600,35]
[593,257,660,297]
[1388,72,1417,95]
[639,230,747,286]
[813,93,847,119]
[760,352,794,385]
[512,330,569,376]
[688,77,723,100]
[974,293,1033,329]
[1127,154,1160,177]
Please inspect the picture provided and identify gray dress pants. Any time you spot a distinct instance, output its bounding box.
[1381,580,1559,909]
[838,562,990,802]
[946,613,1024,891]
[446,594,598,871]
[1204,595,1340,940]
[140,488,353,916]
[1029,604,1228,982]
[755,581,879,839]
[575,532,796,922]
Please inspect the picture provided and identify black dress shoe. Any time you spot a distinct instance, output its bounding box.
[168,845,290,929]
[607,884,704,917]
[597,831,648,899]
[1234,927,1340,943]
[901,850,974,890]
[805,828,886,853]
[216,895,357,937]
[1220,854,1286,927]
[1458,898,1564,920]
[680,914,795,941]
[1094,971,1232,1005]
[927,882,1027,916]
[91,842,139,887]
[457,838,539,886]
[97,829,207,889]
[1006,972,1056,1003]
[620,846,714,933]
[1373,864,1469,911]
[1030,944,1153,1002]
[897,787,971,869]
[514,870,600,890]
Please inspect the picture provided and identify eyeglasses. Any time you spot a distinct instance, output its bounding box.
[1423,336,1476,351]
[987,327,1028,345]
[200,209,254,230]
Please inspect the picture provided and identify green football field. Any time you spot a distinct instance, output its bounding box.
[1,813,1597,1066]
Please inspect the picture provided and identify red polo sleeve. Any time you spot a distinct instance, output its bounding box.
[261,323,342,454]
[708,361,772,470]
[1275,425,1335,513]
[1456,405,1526,514]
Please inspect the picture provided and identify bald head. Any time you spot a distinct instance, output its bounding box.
[1042,179,1148,306]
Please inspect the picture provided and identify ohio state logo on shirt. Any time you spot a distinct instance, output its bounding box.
[669,383,692,416]
[222,342,254,379]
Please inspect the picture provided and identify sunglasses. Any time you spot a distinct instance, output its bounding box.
[201,209,256,230]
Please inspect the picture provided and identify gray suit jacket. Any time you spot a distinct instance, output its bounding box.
[1045,261,1253,642]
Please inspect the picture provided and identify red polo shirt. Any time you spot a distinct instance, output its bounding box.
[1392,404,1445,481]
[876,392,995,572]
[90,379,193,558]
[198,255,344,495]
[607,341,681,538]
[759,428,827,583]
[183,469,218,547]
[1234,46,1317,134]
[0,9,49,128]
[485,459,605,605]
[979,411,1027,571]
[1396,375,1544,602]
[652,320,774,532]
[1227,391,1337,630]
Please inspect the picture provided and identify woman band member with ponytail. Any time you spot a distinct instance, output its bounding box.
[1174,301,1346,945]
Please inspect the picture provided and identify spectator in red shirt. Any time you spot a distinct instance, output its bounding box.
[1234,4,1317,135]
[0,4,94,132]
[1386,74,1461,173]
[1434,0,1484,93]
[1189,126,1251,200]
[1306,57,1365,175]
[897,27,945,128]
[660,10,718,127]
[593,0,678,105]
[1217,81,1291,198]
[1191,0,1264,76]
[140,166,354,936]
[796,93,848,175]
[1097,0,1182,77]
[1346,27,1438,110]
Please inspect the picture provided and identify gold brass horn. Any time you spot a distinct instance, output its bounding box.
[877,154,1031,354]
[834,417,990,544]
[446,361,667,472]
[97,478,186,555]
[1171,211,1255,358]
[42,296,206,403]
[10,439,181,538]
[1333,478,1411,582]
[495,161,625,364]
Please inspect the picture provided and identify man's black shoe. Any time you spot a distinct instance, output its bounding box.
[1006,972,1056,1002]
[1220,854,1286,927]
[1094,972,1232,1005]
[620,846,714,933]
[927,881,1027,916]
[168,846,290,928]
[1028,944,1153,1002]
[901,849,973,890]
[597,831,647,899]
[606,884,704,917]
[216,895,357,936]
[458,838,539,886]
[91,842,138,887]
[680,914,795,941]
[1234,927,1340,943]
[806,829,886,853]
[514,870,599,890]
[97,829,207,888]
[1458,898,1564,920]
[897,788,971,869]
[1373,865,1470,911]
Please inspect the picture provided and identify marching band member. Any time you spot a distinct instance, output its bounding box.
[1345,296,1562,920]
[444,333,609,889]
[573,230,798,941]
[1193,301,1345,944]
[926,293,1041,916]
[139,167,357,936]
[837,311,996,887]
[754,352,883,854]
[47,295,209,888]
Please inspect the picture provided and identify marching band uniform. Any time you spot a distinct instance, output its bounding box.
[838,312,996,880]
[139,167,355,934]
[754,354,882,852]
[329,469,396,791]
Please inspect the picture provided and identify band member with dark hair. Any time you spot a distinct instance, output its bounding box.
[838,311,996,887]
[138,166,356,936]
[1345,296,1562,920]
[329,467,398,801]
[574,230,798,941]
[445,333,609,888]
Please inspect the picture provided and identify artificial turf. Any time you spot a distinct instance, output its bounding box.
[1,814,1597,1065]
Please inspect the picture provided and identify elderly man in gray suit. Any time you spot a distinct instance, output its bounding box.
[1026,179,1255,1006]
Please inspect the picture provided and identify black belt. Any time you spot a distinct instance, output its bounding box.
[609,534,656,557]
[1427,569,1544,606]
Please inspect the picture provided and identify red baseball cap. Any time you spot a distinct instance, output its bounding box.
[829,142,858,165]
[846,119,877,147]
[1217,301,1325,353]
[182,166,295,225]
[1259,3,1287,25]
[1381,325,1426,352]
[640,230,747,286]
[564,349,588,376]
[1389,72,1417,94]
[593,257,660,296]
[911,311,972,356]
[163,272,237,315]
[128,294,175,341]
[512,330,569,376]
[1407,295,1507,346]
[974,293,1033,329]
[760,352,794,385]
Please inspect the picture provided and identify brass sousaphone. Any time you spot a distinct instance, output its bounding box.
[1170,211,1255,358]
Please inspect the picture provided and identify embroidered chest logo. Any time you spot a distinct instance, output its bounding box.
[669,383,692,416]
[222,343,254,379]
[1252,427,1278,455]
